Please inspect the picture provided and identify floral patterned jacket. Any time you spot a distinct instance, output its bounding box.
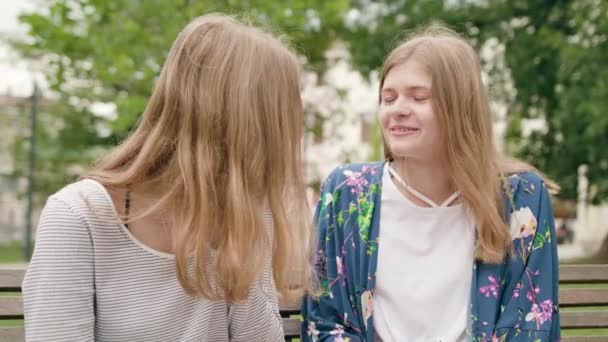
[301,162,560,341]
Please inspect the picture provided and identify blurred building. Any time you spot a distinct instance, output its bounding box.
[0,93,30,242]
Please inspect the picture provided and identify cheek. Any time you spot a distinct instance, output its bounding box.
[378,109,390,129]
[419,105,438,130]
[422,110,443,146]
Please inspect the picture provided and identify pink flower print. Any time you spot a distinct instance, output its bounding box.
[526,291,534,302]
[334,256,347,287]
[479,275,500,298]
[525,300,553,328]
[335,337,351,342]
[361,165,377,175]
[526,285,541,303]
[336,256,344,275]
[343,170,369,193]
[540,300,553,315]
[512,282,523,299]
[330,324,346,339]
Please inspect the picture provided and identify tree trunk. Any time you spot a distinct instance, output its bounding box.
[594,235,608,263]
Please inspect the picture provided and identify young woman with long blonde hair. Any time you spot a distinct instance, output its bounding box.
[302,25,560,341]
[23,14,312,341]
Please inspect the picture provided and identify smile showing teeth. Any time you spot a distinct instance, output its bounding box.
[391,127,417,132]
[389,126,419,136]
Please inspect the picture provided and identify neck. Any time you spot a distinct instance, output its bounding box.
[392,157,457,206]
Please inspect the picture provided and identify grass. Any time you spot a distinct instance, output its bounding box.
[562,254,608,264]
[563,329,608,336]
[0,241,27,264]
[0,320,22,327]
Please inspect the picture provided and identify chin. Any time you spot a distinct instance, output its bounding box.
[387,141,417,157]
[388,148,417,160]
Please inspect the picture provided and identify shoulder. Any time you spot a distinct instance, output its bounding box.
[44,178,114,226]
[505,171,544,189]
[503,171,555,243]
[320,162,384,193]
[503,171,548,208]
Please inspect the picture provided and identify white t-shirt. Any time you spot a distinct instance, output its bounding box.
[373,165,475,342]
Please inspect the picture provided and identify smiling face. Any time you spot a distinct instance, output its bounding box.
[378,58,442,162]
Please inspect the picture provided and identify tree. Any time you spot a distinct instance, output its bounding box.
[13,0,608,205]
[339,0,608,203]
[10,0,349,202]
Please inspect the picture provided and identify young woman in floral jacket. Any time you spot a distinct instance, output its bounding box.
[302,25,560,342]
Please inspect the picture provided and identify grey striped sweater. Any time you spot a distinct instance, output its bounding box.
[22,179,284,341]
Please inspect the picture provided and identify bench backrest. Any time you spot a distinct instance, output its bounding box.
[1,265,607,341]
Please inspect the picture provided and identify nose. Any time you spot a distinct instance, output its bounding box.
[387,97,413,117]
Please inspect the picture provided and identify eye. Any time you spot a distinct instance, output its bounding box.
[382,96,397,103]
[412,91,430,102]
[381,89,397,104]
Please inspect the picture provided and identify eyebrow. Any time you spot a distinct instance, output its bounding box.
[381,85,431,93]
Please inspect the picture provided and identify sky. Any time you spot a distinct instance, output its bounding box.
[0,0,41,97]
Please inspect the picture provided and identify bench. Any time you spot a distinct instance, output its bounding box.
[0,265,606,341]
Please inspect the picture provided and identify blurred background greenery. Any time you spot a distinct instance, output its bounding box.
[0,0,607,262]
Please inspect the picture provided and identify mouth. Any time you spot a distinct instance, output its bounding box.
[389,126,420,136]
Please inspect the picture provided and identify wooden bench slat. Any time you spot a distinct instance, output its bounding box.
[3,309,608,339]
[0,270,25,292]
[1,265,607,290]
[0,328,23,342]
[2,324,608,342]
[560,289,608,307]
[4,265,608,339]
[560,265,608,284]
[561,311,608,329]
[562,337,608,342]
[0,298,23,319]
[282,317,300,338]
[279,302,301,317]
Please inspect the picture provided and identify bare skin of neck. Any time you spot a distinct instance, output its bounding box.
[106,185,175,255]
[392,157,460,208]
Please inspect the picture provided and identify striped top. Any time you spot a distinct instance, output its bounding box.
[22,179,284,342]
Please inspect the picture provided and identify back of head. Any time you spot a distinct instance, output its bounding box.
[89,14,311,302]
[380,25,512,263]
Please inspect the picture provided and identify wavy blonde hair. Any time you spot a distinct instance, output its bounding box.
[87,14,312,303]
[379,25,557,263]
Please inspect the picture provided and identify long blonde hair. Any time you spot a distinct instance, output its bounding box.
[87,14,312,303]
[379,25,556,263]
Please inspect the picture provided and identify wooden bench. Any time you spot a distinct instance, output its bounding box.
[1,265,607,341]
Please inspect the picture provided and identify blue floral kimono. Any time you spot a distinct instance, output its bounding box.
[301,162,560,341]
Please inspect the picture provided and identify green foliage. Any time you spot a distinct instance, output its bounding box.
[10,0,608,203]
[341,0,608,202]
[10,0,349,201]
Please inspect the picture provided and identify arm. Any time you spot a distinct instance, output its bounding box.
[229,213,283,342]
[22,197,96,342]
[496,179,560,341]
[228,278,284,342]
[301,179,363,342]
